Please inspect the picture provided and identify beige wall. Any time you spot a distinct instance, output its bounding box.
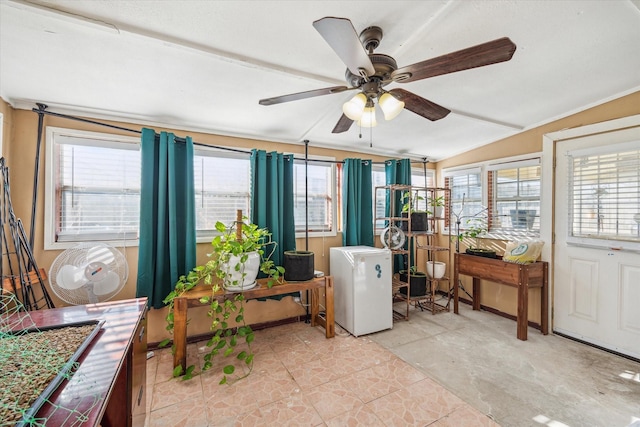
[0,99,13,163]
[4,90,639,341]
[435,90,640,322]
[3,105,407,343]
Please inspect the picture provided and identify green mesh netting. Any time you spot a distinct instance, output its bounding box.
[0,293,100,426]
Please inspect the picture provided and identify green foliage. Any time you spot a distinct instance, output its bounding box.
[401,191,425,213]
[453,216,488,249]
[428,195,445,207]
[161,217,285,384]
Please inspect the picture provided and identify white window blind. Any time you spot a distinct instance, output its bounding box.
[194,149,250,239]
[372,165,387,230]
[293,161,334,233]
[568,143,640,243]
[411,167,435,212]
[48,130,141,245]
[444,168,483,228]
[489,158,541,233]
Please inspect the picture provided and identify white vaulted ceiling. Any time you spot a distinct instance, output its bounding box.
[1,0,639,160]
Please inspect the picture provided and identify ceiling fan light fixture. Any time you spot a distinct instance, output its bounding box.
[342,93,367,120]
[357,103,377,128]
[379,92,405,120]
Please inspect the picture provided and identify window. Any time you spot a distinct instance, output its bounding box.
[45,127,141,249]
[194,148,250,240]
[488,158,541,234]
[568,143,640,243]
[372,165,387,230]
[46,127,253,248]
[293,160,335,235]
[371,164,435,229]
[444,167,483,231]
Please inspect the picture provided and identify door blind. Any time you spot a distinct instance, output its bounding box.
[568,146,640,242]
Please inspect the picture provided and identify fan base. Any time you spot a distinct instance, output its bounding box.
[359,26,383,51]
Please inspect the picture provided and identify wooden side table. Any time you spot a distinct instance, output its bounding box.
[172,275,334,371]
[453,253,548,340]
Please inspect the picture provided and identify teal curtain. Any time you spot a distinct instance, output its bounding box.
[385,159,412,272]
[385,158,412,217]
[136,128,196,309]
[342,158,373,246]
[250,149,296,268]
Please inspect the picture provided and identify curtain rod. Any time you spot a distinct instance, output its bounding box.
[31,104,428,165]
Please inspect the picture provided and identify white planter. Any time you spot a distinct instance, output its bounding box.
[432,206,444,218]
[222,251,260,291]
[426,261,446,279]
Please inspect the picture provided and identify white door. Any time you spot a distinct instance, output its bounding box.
[553,123,640,359]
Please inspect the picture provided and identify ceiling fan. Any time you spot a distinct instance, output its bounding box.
[258,17,516,133]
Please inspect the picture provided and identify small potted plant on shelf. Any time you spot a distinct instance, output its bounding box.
[398,266,428,297]
[400,191,428,232]
[161,215,285,384]
[427,195,445,218]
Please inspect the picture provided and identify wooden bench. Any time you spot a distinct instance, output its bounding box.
[172,275,334,371]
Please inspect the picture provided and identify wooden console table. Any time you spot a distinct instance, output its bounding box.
[453,253,548,340]
[172,275,334,371]
[6,298,148,426]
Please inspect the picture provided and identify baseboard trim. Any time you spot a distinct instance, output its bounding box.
[455,294,544,331]
[148,315,307,350]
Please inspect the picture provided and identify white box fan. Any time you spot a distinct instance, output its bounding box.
[48,243,128,305]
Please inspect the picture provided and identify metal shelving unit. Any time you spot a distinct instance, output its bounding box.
[375,185,452,320]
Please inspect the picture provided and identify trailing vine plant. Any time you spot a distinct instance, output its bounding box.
[160,217,284,384]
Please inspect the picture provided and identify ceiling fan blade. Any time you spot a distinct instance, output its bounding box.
[389,88,450,121]
[313,17,375,78]
[332,114,354,133]
[392,37,516,83]
[259,86,353,106]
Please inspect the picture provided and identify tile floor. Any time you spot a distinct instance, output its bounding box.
[145,301,640,426]
[145,319,498,426]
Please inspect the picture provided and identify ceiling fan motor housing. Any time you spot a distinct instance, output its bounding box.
[345,53,398,91]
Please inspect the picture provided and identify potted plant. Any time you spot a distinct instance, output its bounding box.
[283,250,315,281]
[458,218,495,258]
[161,216,285,384]
[398,267,428,297]
[400,191,428,232]
[428,195,445,218]
[451,203,495,257]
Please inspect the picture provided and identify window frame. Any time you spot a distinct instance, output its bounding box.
[442,153,543,239]
[487,157,541,237]
[443,166,484,234]
[45,126,141,250]
[371,164,435,229]
[293,157,337,238]
[566,140,640,251]
[193,146,252,243]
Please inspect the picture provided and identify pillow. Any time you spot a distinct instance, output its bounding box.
[503,240,544,264]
